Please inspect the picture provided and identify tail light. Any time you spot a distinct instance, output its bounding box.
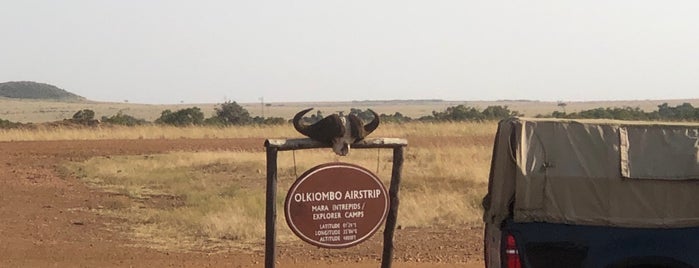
[505,233,522,268]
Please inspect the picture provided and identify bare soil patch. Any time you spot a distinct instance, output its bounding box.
[0,138,484,267]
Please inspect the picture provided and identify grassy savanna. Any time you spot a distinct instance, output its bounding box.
[0,98,219,123]
[0,98,465,123]
[4,97,697,123]
[51,121,497,251]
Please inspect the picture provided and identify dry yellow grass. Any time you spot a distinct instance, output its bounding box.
[59,121,496,251]
[0,121,495,141]
[0,125,287,141]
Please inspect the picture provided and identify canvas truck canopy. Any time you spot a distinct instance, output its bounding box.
[483,117,699,228]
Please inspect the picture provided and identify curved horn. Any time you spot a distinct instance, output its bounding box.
[293,108,314,137]
[364,109,380,135]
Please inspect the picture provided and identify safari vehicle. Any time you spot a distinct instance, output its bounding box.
[482,118,699,268]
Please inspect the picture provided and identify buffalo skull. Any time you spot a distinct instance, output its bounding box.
[293,108,380,156]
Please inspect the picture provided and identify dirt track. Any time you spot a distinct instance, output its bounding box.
[0,139,484,267]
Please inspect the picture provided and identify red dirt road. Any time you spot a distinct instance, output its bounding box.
[0,139,484,267]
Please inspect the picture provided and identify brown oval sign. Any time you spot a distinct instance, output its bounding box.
[284,162,389,249]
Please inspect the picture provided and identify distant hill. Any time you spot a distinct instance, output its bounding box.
[0,81,85,101]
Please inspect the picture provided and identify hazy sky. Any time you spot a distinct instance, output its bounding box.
[1,1,698,104]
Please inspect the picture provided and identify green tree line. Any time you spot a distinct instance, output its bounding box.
[541,103,699,121]
[0,104,530,129]
[3,102,699,130]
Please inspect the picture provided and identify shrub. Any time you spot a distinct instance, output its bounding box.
[72,109,95,122]
[380,112,412,123]
[101,112,148,126]
[213,101,252,125]
[0,118,21,129]
[258,116,286,125]
[156,107,204,126]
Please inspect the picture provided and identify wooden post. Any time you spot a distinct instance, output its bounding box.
[381,146,404,268]
[265,147,278,268]
[264,138,407,268]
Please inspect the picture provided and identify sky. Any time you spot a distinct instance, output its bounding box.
[1,1,698,104]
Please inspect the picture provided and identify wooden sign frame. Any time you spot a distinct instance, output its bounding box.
[264,138,407,268]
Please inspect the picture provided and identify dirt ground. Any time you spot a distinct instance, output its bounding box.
[0,138,485,267]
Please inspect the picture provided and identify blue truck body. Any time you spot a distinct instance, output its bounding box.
[501,220,699,267]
